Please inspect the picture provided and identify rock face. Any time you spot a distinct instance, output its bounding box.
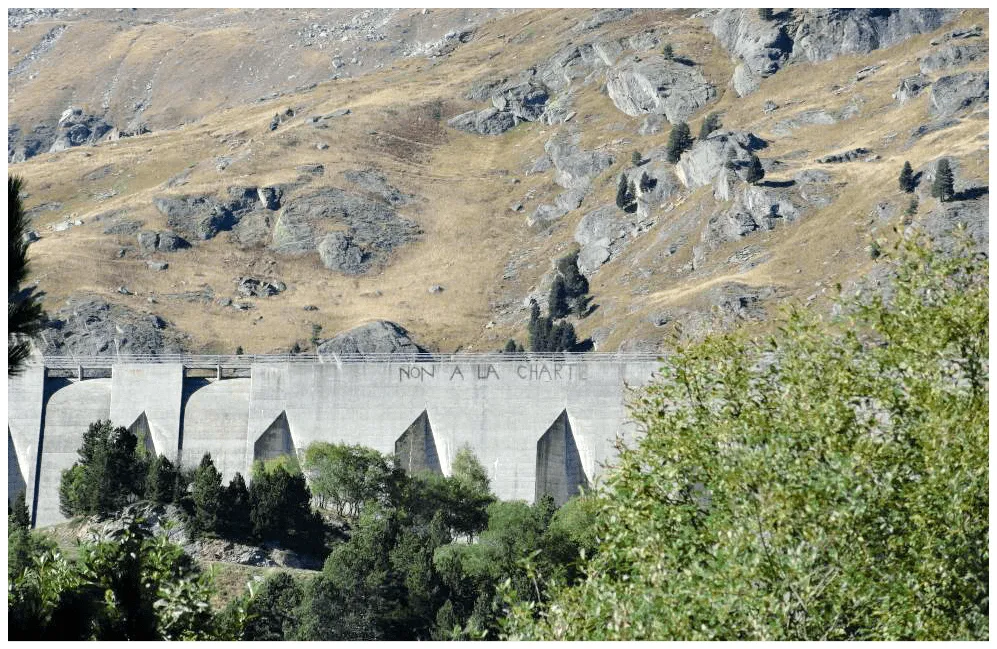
[316,320,428,357]
[136,230,190,253]
[40,296,187,356]
[816,147,871,164]
[674,130,766,189]
[154,195,241,241]
[710,10,792,96]
[929,72,989,116]
[271,188,420,273]
[919,44,988,73]
[448,107,517,136]
[544,133,614,190]
[694,184,804,267]
[605,56,716,122]
[894,74,931,104]
[237,277,285,298]
[914,194,988,253]
[342,168,412,206]
[47,106,114,153]
[712,9,957,96]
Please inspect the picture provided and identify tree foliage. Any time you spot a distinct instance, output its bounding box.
[699,112,722,140]
[898,160,915,193]
[249,465,322,550]
[665,122,693,163]
[8,175,47,375]
[502,235,988,640]
[931,158,955,202]
[59,420,147,517]
[191,454,223,535]
[302,442,398,518]
[745,152,765,184]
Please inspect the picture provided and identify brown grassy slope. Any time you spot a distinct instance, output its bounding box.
[11,8,989,354]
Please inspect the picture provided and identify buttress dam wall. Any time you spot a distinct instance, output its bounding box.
[7,355,661,528]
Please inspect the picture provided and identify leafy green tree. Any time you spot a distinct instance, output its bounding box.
[665,122,692,163]
[8,175,47,375]
[242,571,304,640]
[548,275,570,319]
[191,454,223,535]
[931,158,955,202]
[898,160,915,192]
[699,112,722,140]
[745,152,765,184]
[502,235,988,640]
[250,465,322,550]
[302,442,398,518]
[9,518,234,640]
[59,420,146,517]
[451,446,491,496]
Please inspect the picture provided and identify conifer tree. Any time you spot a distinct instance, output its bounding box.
[898,161,915,193]
[615,174,630,209]
[8,176,47,375]
[631,150,642,167]
[192,454,223,535]
[745,153,765,184]
[146,455,180,505]
[503,339,518,353]
[549,276,570,320]
[666,122,692,163]
[221,473,252,539]
[931,158,954,202]
[699,112,721,140]
[9,489,30,530]
[662,43,673,60]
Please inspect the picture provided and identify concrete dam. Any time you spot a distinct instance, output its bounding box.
[8,353,662,528]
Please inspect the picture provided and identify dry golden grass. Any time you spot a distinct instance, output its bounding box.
[11,9,989,353]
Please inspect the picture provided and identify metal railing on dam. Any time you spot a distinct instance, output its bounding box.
[34,352,665,370]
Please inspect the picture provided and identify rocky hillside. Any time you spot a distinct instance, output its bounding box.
[8,8,989,355]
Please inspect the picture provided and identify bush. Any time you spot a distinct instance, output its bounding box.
[502,236,988,640]
[661,43,673,59]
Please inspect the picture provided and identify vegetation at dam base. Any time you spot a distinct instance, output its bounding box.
[8,237,988,640]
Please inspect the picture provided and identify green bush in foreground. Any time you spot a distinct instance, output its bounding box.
[502,234,987,640]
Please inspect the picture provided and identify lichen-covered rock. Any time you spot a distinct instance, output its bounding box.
[894,74,931,105]
[929,71,989,116]
[316,320,428,358]
[318,231,366,274]
[605,56,716,122]
[574,205,631,275]
[153,195,243,241]
[675,130,766,188]
[544,133,614,190]
[919,43,988,73]
[40,295,187,356]
[448,107,516,135]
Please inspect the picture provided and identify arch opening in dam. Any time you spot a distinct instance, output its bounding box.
[8,353,661,527]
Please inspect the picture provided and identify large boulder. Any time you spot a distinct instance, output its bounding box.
[674,130,766,188]
[317,231,366,274]
[919,44,988,73]
[153,196,237,241]
[48,106,114,153]
[316,320,428,358]
[929,71,989,116]
[710,9,792,96]
[491,82,550,122]
[448,107,516,136]
[605,56,716,122]
[574,205,631,275]
[40,296,187,357]
[894,74,931,105]
[544,134,614,190]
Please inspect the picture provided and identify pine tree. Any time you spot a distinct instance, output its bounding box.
[931,158,954,202]
[662,43,674,60]
[745,153,765,184]
[898,161,915,193]
[699,112,721,140]
[503,339,518,353]
[192,454,223,535]
[146,455,179,504]
[221,473,252,539]
[8,176,47,376]
[615,174,630,209]
[549,276,570,319]
[9,489,30,530]
[666,122,692,163]
[631,150,642,167]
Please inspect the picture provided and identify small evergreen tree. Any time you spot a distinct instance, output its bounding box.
[615,174,630,209]
[699,112,721,140]
[220,473,252,539]
[631,150,642,167]
[191,454,223,535]
[549,276,570,320]
[666,122,692,163]
[898,161,915,193]
[662,43,673,60]
[146,455,180,505]
[503,339,518,353]
[745,153,765,184]
[9,489,30,530]
[9,175,48,376]
[931,158,955,202]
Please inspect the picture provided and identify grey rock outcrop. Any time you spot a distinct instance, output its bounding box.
[271,188,420,272]
[544,133,614,190]
[137,230,190,253]
[574,205,631,275]
[928,72,989,116]
[48,106,114,153]
[919,44,987,73]
[448,107,517,136]
[695,185,802,266]
[237,277,285,298]
[40,296,187,356]
[894,74,931,104]
[316,320,428,358]
[711,9,792,96]
[816,147,871,164]
[712,9,957,96]
[8,123,55,163]
[342,168,412,206]
[318,231,366,274]
[605,56,716,122]
[913,194,988,253]
[675,130,766,189]
[154,195,243,241]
